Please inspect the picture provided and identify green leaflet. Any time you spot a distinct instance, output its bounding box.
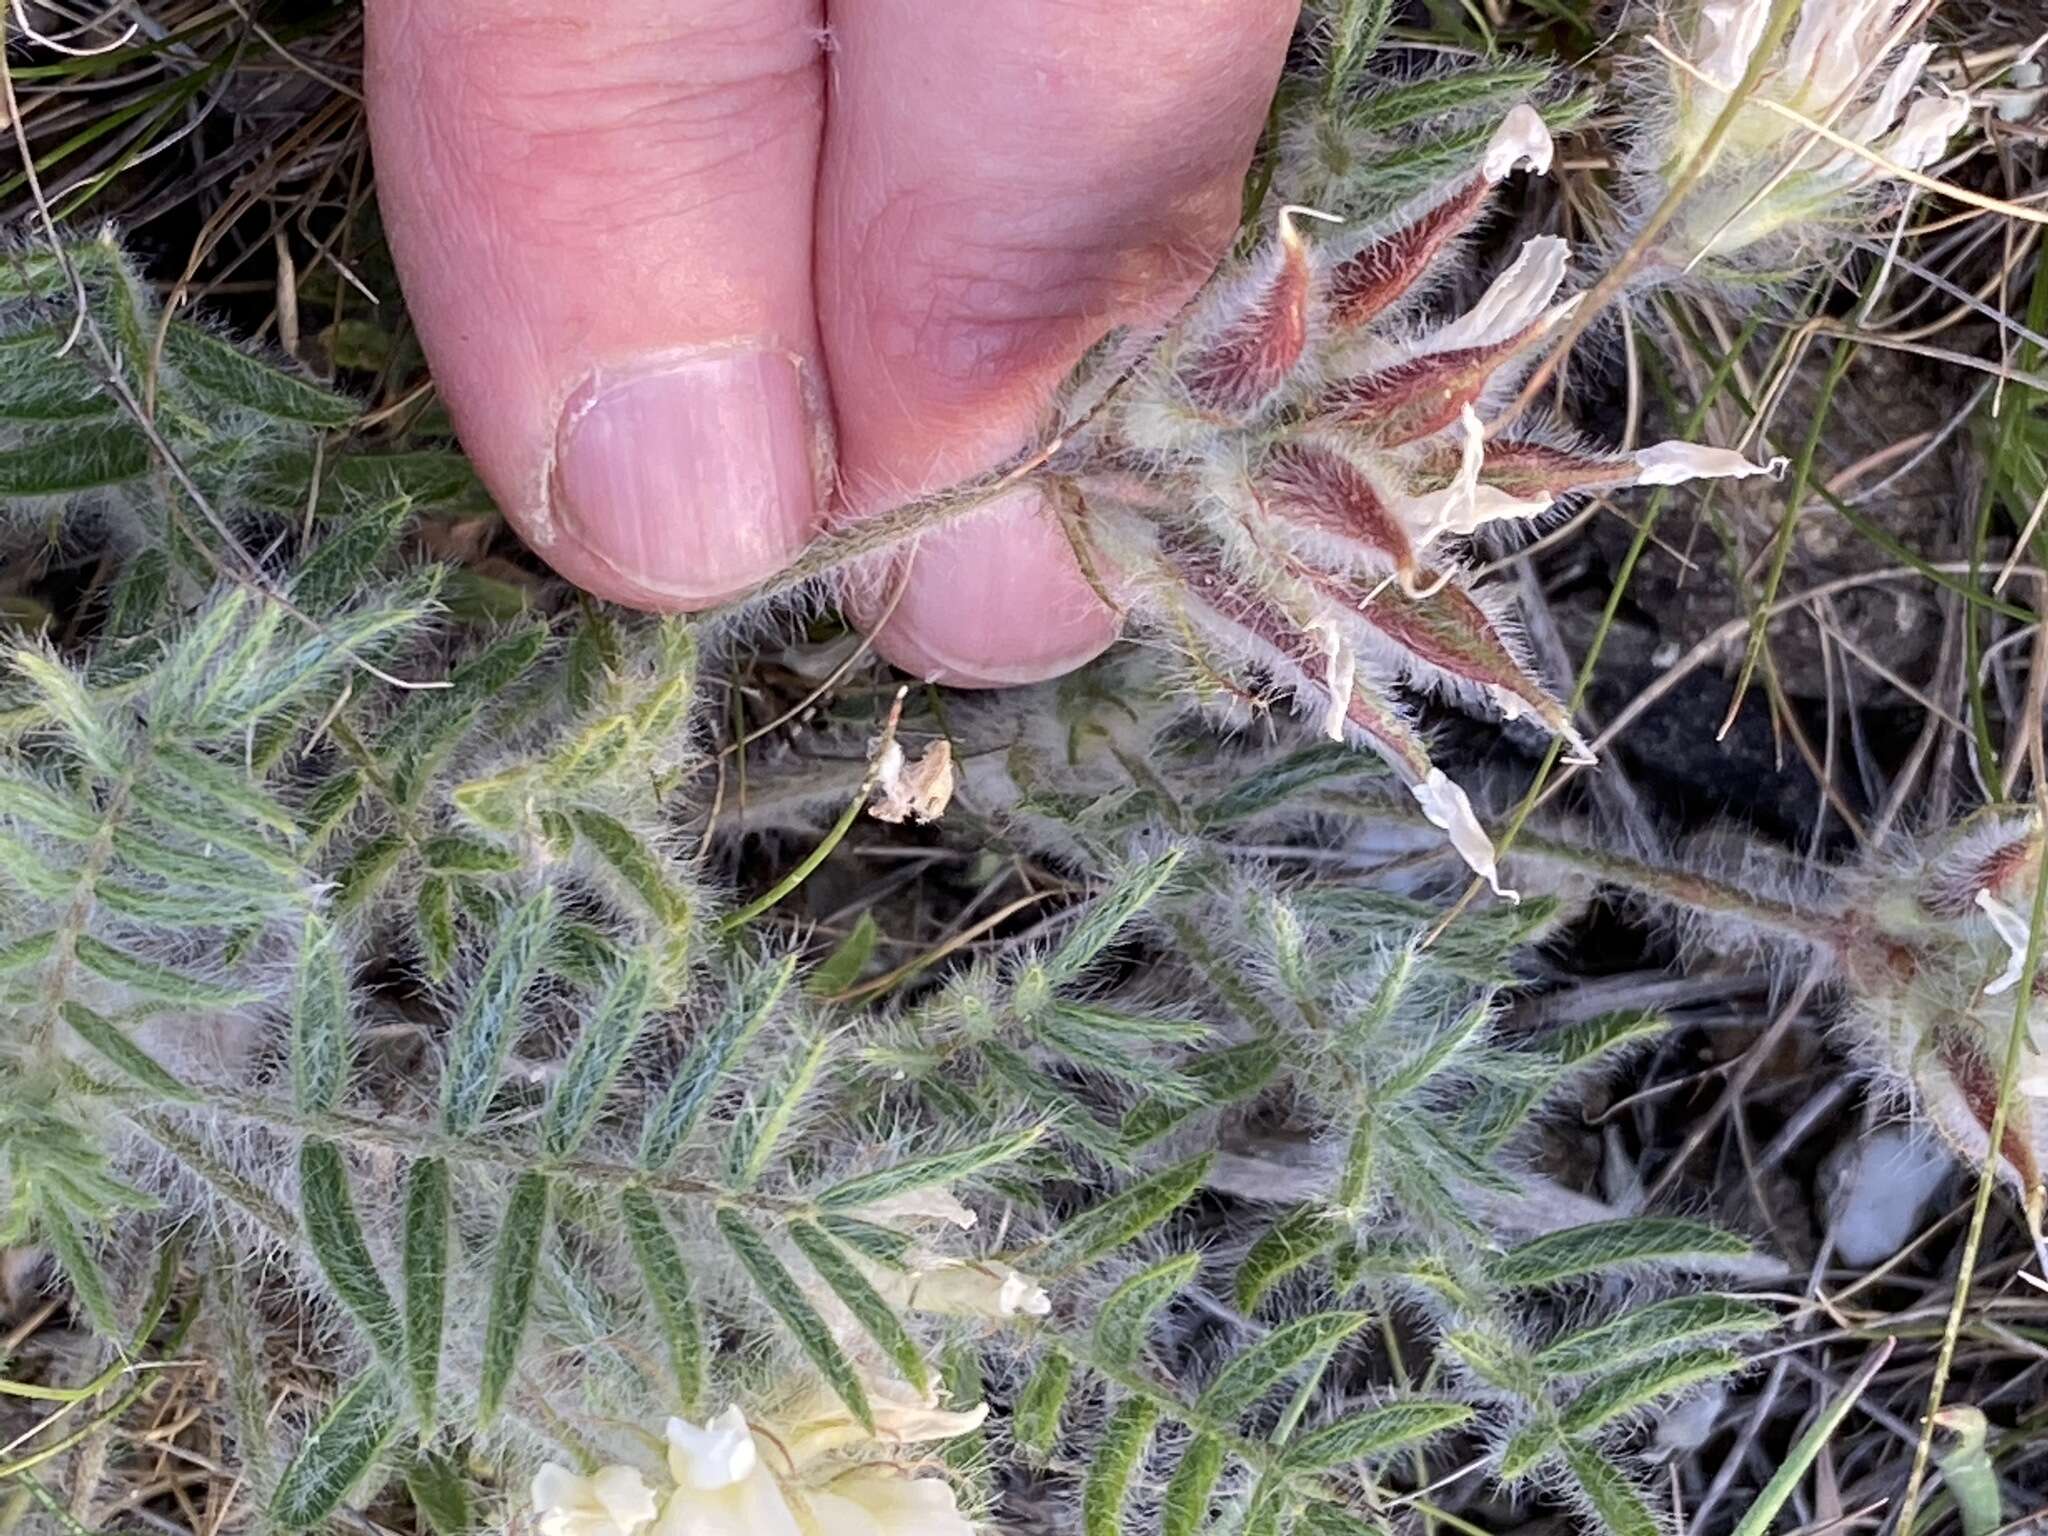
[1042,1154,1210,1275]
[270,1373,403,1528]
[719,1207,872,1431]
[814,1128,1044,1211]
[1488,1219,1752,1288]
[74,933,261,1006]
[1196,741,1378,826]
[1014,1351,1073,1461]
[1282,1400,1473,1470]
[1043,849,1184,984]
[542,953,657,1158]
[0,327,108,421]
[1545,1008,1672,1067]
[620,1189,706,1414]
[0,419,149,495]
[440,888,556,1136]
[791,1220,930,1396]
[1120,1039,1279,1150]
[1083,1398,1160,1536]
[11,649,126,774]
[1093,1253,1200,1370]
[60,1001,195,1101]
[401,1158,450,1432]
[405,1453,474,1536]
[639,954,794,1168]
[291,918,353,1114]
[164,320,357,427]
[0,774,99,840]
[1498,1421,1558,1481]
[1197,1311,1372,1426]
[1342,63,1552,135]
[1236,1205,1345,1313]
[299,1140,403,1364]
[808,912,880,997]
[1162,1433,1228,1536]
[569,807,692,926]
[291,498,414,612]
[1561,1443,1661,1536]
[479,1171,551,1427]
[724,1032,831,1190]
[418,876,457,983]
[151,745,303,843]
[1533,1295,1777,1376]
[37,1199,121,1338]
[1559,1348,1745,1437]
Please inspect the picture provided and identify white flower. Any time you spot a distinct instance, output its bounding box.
[800,1469,977,1536]
[1632,441,1788,486]
[659,1409,804,1536]
[1482,104,1554,182]
[534,1464,660,1536]
[1411,769,1519,903]
[1425,236,1577,354]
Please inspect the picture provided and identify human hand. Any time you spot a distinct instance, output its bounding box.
[363,0,1297,685]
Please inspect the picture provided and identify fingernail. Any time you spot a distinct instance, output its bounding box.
[552,349,826,606]
[858,488,1121,687]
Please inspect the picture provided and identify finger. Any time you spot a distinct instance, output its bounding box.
[816,0,1298,684]
[364,0,831,608]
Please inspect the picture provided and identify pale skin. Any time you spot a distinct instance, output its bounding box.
[363,0,1300,686]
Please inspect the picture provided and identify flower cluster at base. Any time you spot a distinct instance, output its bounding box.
[534,1388,984,1536]
[1823,810,2048,1234]
[1063,104,1781,898]
[1637,0,1970,267]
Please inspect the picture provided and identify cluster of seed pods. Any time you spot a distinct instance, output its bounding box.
[1846,811,2048,1230]
[1065,105,1784,893]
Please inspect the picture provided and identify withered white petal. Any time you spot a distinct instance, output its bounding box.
[1783,0,1893,109]
[1425,236,1572,353]
[908,1258,1052,1319]
[1411,769,1520,903]
[1632,441,1788,485]
[534,1463,660,1536]
[1308,619,1358,742]
[1482,104,1554,181]
[1843,42,1935,146]
[1975,888,2035,997]
[1695,0,1773,90]
[849,1187,979,1231]
[1404,408,1551,539]
[1883,91,1971,172]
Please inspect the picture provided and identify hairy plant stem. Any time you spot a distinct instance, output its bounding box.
[1319,791,1850,953]
[29,761,139,1059]
[119,1085,804,1218]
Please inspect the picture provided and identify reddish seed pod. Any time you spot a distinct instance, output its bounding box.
[1443,439,1640,500]
[1325,176,1493,333]
[1178,210,1318,418]
[1318,322,1546,447]
[1257,440,1419,583]
[1159,533,1434,780]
